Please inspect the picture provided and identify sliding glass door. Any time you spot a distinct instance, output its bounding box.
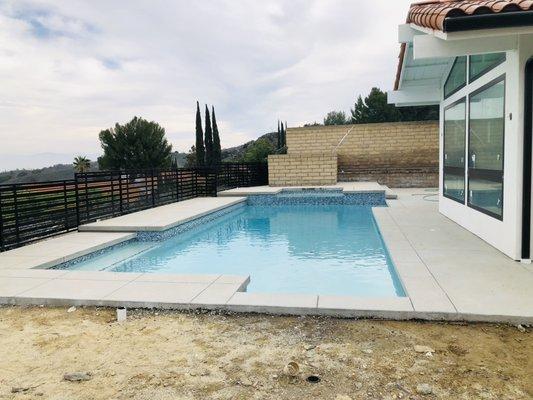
[468,76,505,219]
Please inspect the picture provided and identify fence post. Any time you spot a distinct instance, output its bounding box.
[151,169,156,207]
[118,173,123,215]
[110,174,115,216]
[12,185,20,246]
[0,188,4,251]
[213,168,218,196]
[75,174,80,227]
[175,170,180,202]
[206,169,209,196]
[63,181,68,229]
[194,169,198,198]
[84,174,89,223]
[126,172,131,212]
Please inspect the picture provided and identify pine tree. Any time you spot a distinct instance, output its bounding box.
[98,116,172,169]
[195,101,205,166]
[204,105,214,166]
[211,106,222,165]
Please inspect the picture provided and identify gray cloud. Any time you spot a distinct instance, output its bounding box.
[0,0,412,170]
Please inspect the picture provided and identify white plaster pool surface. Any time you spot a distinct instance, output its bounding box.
[0,184,532,323]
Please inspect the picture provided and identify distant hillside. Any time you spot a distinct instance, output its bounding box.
[0,163,94,185]
[0,152,189,185]
[1,135,278,185]
[222,131,277,161]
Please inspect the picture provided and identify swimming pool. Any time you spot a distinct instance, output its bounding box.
[53,197,405,297]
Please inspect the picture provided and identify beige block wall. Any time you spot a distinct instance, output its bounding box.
[286,121,439,169]
[268,153,337,186]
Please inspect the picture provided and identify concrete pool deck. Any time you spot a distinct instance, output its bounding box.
[0,186,531,324]
[79,197,246,232]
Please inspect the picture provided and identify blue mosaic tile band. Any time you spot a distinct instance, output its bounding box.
[246,190,386,206]
[137,202,246,241]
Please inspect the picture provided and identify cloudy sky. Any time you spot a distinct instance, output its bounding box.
[0,0,412,170]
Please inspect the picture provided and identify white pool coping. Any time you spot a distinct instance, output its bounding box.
[0,186,531,324]
[218,182,397,198]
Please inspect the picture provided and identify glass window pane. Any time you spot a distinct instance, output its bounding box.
[444,56,467,98]
[444,174,465,202]
[443,99,466,202]
[468,77,505,219]
[444,101,466,168]
[469,53,505,81]
[468,178,503,218]
[469,79,504,171]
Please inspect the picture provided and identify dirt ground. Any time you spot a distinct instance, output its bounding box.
[0,306,531,400]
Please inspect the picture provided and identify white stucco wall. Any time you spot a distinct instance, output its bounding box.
[438,37,533,260]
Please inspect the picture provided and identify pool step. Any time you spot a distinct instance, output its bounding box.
[61,242,156,271]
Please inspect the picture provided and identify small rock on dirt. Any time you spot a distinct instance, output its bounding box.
[63,372,92,382]
[283,361,299,377]
[362,349,373,354]
[335,395,353,400]
[11,387,30,393]
[414,345,435,354]
[416,383,433,395]
[67,306,76,313]
[516,324,526,333]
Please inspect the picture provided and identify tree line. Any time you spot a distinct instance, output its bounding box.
[73,101,226,173]
[307,87,439,127]
[72,87,429,173]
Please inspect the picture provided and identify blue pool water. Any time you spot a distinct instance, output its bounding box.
[59,203,405,297]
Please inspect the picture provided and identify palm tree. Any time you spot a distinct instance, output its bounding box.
[73,156,91,173]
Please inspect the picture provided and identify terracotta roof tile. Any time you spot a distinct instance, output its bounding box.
[407,0,533,31]
[393,0,532,94]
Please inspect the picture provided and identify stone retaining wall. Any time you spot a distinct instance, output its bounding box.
[287,121,438,168]
[282,121,439,187]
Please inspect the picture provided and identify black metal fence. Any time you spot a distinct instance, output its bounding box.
[215,162,268,190]
[0,163,267,252]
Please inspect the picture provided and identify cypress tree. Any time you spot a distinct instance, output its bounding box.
[277,120,281,149]
[204,105,214,166]
[212,106,222,165]
[284,121,288,147]
[195,101,205,166]
[280,121,285,148]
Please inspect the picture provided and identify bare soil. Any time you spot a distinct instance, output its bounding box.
[0,306,531,400]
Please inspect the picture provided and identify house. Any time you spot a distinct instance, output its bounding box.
[389,0,533,260]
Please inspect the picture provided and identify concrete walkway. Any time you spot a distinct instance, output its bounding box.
[375,188,533,322]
